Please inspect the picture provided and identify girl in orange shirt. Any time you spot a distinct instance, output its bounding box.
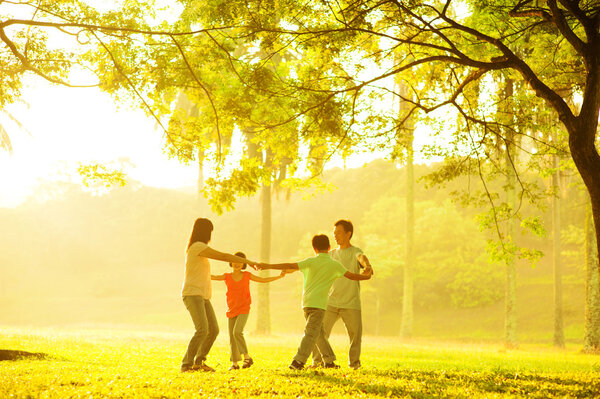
[212,252,287,370]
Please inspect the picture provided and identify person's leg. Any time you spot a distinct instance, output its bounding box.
[195,299,219,363]
[314,313,337,365]
[311,306,339,366]
[233,313,249,358]
[293,308,325,365]
[340,308,362,368]
[228,316,241,365]
[181,296,209,369]
[232,314,252,368]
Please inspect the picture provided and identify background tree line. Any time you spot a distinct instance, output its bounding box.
[0,160,590,341]
[0,0,598,349]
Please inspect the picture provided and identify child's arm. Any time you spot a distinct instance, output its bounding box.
[258,262,299,271]
[249,269,289,283]
[344,268,373,281]
[211,274,226,281]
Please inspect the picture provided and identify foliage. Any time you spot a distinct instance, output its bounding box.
[78,162,128,189]
[362,197,504,309]
[124,0,600,268]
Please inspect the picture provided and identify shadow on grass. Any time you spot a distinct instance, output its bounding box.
[0,349,48,361]
[280,368,600,398]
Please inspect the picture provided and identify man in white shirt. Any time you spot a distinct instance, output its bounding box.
[312,219,373,370]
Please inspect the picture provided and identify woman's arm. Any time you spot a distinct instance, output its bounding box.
[249,269,289,283]
[199,246,258,267]
[211,274,226,281]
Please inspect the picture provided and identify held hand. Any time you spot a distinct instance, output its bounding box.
[279,269,287,277]
[364,265,374,276]
[256,262,268,270]
[246,260,260,271]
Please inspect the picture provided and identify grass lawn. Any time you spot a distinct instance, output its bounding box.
[1,326,599,398]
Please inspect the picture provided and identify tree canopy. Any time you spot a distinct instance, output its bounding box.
[2,1,598,273]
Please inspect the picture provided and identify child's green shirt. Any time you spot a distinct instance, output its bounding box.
[297,253,347,310]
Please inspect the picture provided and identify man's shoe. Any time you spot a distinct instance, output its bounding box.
[192,362,215,372]
[323,362,340,369]
[180,365,193,373]
[242,358,254,369]
[289,360,305,370]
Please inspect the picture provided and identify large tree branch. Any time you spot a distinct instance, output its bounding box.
[557,0,593,30]
[420,6,577,127]
[547,0,588,59]
[0,19,233,36]
[0,25,95,87]
[250,52,511,132]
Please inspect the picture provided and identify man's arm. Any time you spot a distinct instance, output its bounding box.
[357,254,374,275]
[344,268,372,281]
[258,262,299,271]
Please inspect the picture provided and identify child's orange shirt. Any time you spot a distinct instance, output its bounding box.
[224,271,251,318]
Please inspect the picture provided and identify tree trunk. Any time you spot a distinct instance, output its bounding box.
[502,78,518,349]
[565,58,600,312]
[240,127,272,333]
[401,130,414,338]
[256,147,272,335]
[504,186,518,348]
[375,295,381,336]
[584,199,600,352]
[256,181,272,334]
[396,75,415,339]
[197,147,204,194]
[552,150,565,347]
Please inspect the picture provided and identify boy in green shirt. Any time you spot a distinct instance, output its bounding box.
[259,234,372,370]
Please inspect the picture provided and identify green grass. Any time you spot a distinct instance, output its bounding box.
[1,327,599,398]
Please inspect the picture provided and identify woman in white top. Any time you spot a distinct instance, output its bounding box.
[181,218,258,372]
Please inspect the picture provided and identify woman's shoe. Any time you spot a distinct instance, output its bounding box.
[242,358,254,369]
[229,364,240,371]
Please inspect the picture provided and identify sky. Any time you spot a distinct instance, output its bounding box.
[0,76,392,208]
[0,77,201,207]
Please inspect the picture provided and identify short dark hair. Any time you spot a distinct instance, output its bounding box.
[312,234,330,251]
[188,218,213,248]
[334,219,353,239]
[229,251,247,270]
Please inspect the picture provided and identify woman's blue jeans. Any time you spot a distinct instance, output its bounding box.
[182,296,219,367]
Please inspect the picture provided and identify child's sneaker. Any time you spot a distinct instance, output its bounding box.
[192,362,215,372]
[289,360,304,370]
